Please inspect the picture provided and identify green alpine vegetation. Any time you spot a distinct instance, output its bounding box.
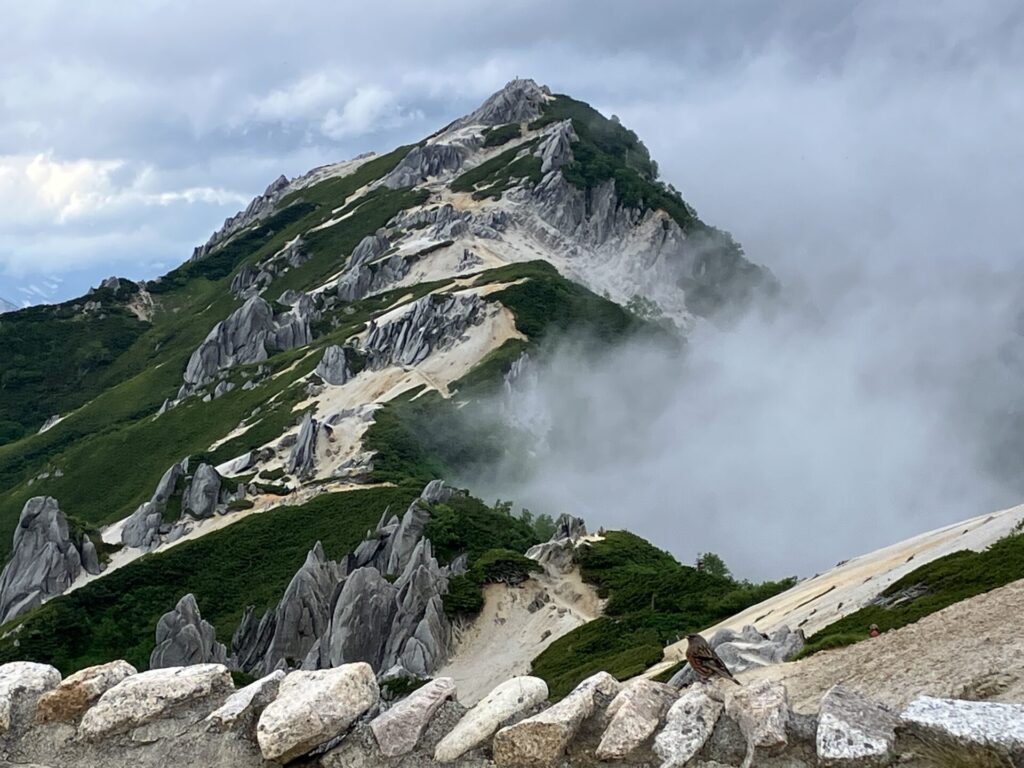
[0,281,149,444]
[797,529,1024,659]
[530,531,796,699]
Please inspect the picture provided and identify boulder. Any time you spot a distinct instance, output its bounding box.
[816,685,898,765]
[0,662,61,733]
[78,664,233,739]
[669,625,805,687]
[182,464,221,519]
[205,669,285,733]
[0,497,92,624]
[898,695,1024,766]
[595,678,677,760]
[316,345,355,386]
[35,660,136,723]
[726,679,790,764]
[286,412,319,480]
[370,677,457,757]
[434,676,549,763]
[492,671,618,767]
[149,593,228,669]
[653,685,724,767]
[256,663,379,763]
[122,461,187,550]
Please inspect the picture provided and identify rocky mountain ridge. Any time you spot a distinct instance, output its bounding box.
[2,76,1021,767]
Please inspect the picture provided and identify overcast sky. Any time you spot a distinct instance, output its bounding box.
[3,1,1024,575]
[2,0,1021,306]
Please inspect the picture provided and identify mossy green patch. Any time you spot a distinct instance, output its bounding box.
[482,123,522,148]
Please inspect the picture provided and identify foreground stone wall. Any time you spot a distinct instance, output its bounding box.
[0,659,1021,767]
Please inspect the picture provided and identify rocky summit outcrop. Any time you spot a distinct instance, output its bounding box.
[150,594,228,669]
[492,672,617,767]
[370,677,457,757]
[0,496,101,624]
[456,77,550,128]
[36,660,137,724]
[364,293,487,370]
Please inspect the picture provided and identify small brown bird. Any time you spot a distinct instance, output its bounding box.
[686,633,740,685]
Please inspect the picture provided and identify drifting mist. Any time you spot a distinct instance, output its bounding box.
[462,262,1024,581]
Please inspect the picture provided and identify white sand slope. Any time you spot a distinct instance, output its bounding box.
[436,567,603,706]
[736,577,1024,713]
[650,501,1024,679]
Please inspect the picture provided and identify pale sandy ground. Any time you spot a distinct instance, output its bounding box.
[727,577,1024,714]
[650,501,1024,678]
[437,567,603,706]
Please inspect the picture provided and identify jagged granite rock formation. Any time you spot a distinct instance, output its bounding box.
[349,232,390,270]
[232,542,344,676]
[121,459,190,550]
[525,514,587,574]
[364,293,487,370]
[315,345,355,385]
[455,77,550,127]
[382,144,469,189]
[150,594,229,669]
[181,295,314,392]
[537,119,577,174]
[0,497,101,624]
[338,253,415,303]
[232,482,456,678]
[287,412,319,480]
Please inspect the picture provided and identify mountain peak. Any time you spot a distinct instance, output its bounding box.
[458,77,552,127]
